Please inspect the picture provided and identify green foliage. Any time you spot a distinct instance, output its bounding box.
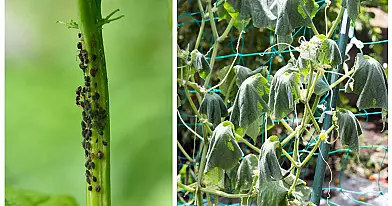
[199,93,228,127]
[191,50,211,80]
[205,122,244,172]
[335,108,363,153]
[235,154,258,192]
[268,63,301,120]
[236,0,318,50]
[230,73,270,141]
[345,53,388,110]
[342,0,360,21]
[5,187,77,206]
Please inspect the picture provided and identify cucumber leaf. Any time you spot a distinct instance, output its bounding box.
[199,93,228,127]
[205,121,244,172]
[202,167,225,190]
[268,63,301,120]
[259,136,283,182]
[235,154,258,193]
[345,53,388,110]
[335,108,362,153]
[342,0,360,21]
[238,0,319,50]
[217,0,250,31]
[191,50,211,79]
[217,65,238,102]
[234,65,268,87]
[230,73,270,141]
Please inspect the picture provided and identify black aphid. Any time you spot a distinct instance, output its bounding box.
[92,176,97,182]
[85,170,90,177]
[79,63,87,70]
[78,33,82,38]
[94,83,97,88]
[77,42,82,50]
[85,142,91,150]
[102,140,107,146]
[98,130,103,136]
[92,93,100,100]
[85,81,90,87]
[90,68,96,77]
[97,151,103,159]
[96,138,98,143]
[76,86,82,95]
[81,121,86,129]
[95,185,101,192]
[90,162,95,169]
[86,177,91,184]
[85,150,89,157]
[91,54,97,61]
[88,186,92,191]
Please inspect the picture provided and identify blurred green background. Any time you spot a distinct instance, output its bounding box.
[6,0,172,205]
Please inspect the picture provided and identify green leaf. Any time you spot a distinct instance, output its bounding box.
[235,154,258,192]
[238,0,319,50]
[313,75,330,96]
[205,121,244,172]
[298,35,342,68]
[335,108,362,153]
[342,0,360,21]
[234,65,268,87]
[345,53,388,110]
[217,0,250,31]
[191,50,211,79]
[268,63,301,120]
[230,74,270,140]
[202,167,225,190]
[217,65,238,102]
[259,136,283,182]
[257,167,311,206]
[5,187,77,206]
[199,93,228,127]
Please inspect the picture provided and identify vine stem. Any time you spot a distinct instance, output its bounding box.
[194,0,206,50]
[177,182,255,199]
[196,124,210,206]
[177,140,196,163]
[77,1,114,205]
[329,68,355,89]
[327,6,344,39]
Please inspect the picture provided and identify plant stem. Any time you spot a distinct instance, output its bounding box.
[196,125,210,206]
[288,167,301,196]
[77,1,113,205]
[304,102,321,133]
[329,68,355,89]
[207,193,212,206]
[237,136,261,153]
[177,140,195,163]
[177,182,255,199]
[281,130,298,146]
[194,0,206,50]
[224,73,238,105]
[327,6,344,39]
[280,119,294,133]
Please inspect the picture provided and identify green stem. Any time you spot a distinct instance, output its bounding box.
[304,102,321,133]
[281,149,299,168]
[194,0,205,50]
[329,68,355,90]
[280,119,294,133]
[288,167,301,196]
[207,193,212,206]
[77,1,115,205]
[177,140,195,163]
[196,125,210,206]
[236,135,261,154]
[281,130,298,146]
[177,182,255,199]
[327,6,344,39]
[300,4,319,35]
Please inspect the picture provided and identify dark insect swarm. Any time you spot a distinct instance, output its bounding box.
[75,33,107,193]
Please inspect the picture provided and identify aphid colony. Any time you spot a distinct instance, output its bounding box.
[75,32,107,193]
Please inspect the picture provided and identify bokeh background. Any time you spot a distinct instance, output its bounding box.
[6,0,172,205]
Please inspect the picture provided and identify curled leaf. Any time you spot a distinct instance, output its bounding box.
[205,121,244,172]
[268,63,301,120]
[235,154,258,192]
[199,93,228,127]
[335,108,362,153]
[191,50,211,79]
[345,53,388,110]
[230,73,270,141]
[234,65,267,87]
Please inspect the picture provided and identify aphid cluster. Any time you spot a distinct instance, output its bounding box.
[75,32,108,193]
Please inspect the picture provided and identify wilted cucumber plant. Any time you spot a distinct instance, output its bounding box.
[59,1,123,205]
[176,0,387,205]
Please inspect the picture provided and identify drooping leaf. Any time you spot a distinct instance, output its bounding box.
[238,0,319,50]
[268,63,301,120]
[205,121,244,172]
[5,187,77,206]
[234,65,268,87]
[282,169,311,204]
[217,0,250,31]
[259,136,283,182]
[298,35,342,68]
[199,93,228,127]
[342,0,360,21]
[223,163,240,193]
[230,73,270,141]
[191,50,211,79]
[335,108,362,153]
[202,167,225,190]
[345,53,388,110]
[217,65,238,102]
[235,154,258,192]
[314,75,330,95]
